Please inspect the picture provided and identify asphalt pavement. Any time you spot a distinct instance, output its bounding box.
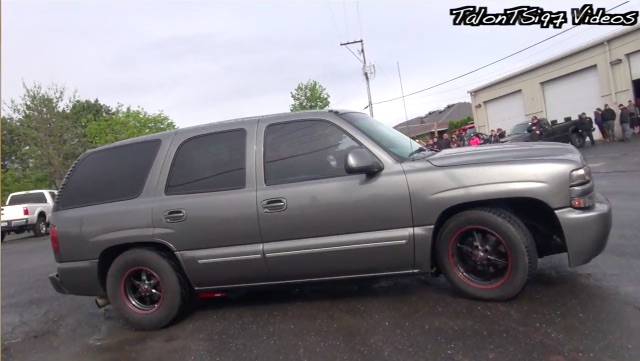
[2,137,640,361]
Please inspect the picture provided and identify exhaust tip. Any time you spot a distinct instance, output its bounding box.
[95,296,110,309]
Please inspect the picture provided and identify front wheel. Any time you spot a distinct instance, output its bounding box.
[106,249,188,331]
[570,132,585,148]
[435,208,538,301]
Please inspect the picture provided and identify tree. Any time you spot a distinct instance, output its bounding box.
[84,104,177,147]
[3,81,82,188]
[289,79,331,112]
[448,116,474,134]
[1,82,178,192]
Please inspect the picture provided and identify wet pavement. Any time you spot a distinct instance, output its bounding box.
[2,137,640,361]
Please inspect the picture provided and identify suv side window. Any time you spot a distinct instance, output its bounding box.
[57,140,161,210]
[264,119,362,185]
[165,129,247,195]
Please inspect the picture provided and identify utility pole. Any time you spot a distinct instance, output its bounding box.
[340,39,374,117]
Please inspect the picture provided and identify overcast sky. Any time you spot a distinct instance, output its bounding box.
[1,0,636,128]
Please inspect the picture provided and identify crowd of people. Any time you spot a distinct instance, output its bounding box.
[413,98,638,152]
[593,99,639,142]
[415,128,504,151]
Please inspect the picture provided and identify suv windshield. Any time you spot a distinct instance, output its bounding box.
[339,112,424,160]
[509,122,530,135]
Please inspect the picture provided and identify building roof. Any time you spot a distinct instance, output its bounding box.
[468,24,640,94]
[393,102,473,137]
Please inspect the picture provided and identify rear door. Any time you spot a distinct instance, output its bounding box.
[151,121,266,289]
[255,114,414,282]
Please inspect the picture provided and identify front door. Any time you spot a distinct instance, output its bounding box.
[255,115,414,282]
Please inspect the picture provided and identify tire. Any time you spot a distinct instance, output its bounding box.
[106,248,188,331]
[570,132,585,148]
[33,217,47,237]
[1,232,6,242]
[435,208,538,301]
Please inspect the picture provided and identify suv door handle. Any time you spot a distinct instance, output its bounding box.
[163,209,186,223]
[261,198,287,213]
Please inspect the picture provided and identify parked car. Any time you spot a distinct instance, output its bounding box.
[48,110,612,331]
[501,118,585,147]
[1,190,57,241]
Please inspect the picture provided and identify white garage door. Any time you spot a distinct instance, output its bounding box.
[542,66,602,139]
[484,91,527,133]
[629,50,640,80]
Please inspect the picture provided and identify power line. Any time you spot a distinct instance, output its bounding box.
[368,36,639,113]
[406,25,627,102]
[456,37,639,96]
[366,1,631,108]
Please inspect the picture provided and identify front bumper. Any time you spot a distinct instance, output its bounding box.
[555,192,612,268]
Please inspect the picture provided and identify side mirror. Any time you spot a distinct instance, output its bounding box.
[345,148,383,175]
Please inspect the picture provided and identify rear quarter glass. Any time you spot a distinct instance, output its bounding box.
[56,139,162,211]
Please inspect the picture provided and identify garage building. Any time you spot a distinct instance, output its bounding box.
[468,25,640,140]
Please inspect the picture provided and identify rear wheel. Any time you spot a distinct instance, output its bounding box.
[570,132,585,148]
[106,249,188,331]
[436,208,537,301]
[33,217,47,237]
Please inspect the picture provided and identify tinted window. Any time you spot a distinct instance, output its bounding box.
[57,140,161,210]
[166,129,246,195]
[7,192,48,205]
[49,191,57,202]
[264,120,362,185]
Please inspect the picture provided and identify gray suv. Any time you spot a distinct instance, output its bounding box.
[48,110,612,330]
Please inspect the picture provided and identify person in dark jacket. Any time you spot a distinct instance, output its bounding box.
[526,116,544,141]
[618,103,631,141]
[578,112,595,146]
[594,108,607,140]
[601,104,617,140]
[488,129,501,144]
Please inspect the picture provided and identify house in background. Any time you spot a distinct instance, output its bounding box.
[393,102,473,141]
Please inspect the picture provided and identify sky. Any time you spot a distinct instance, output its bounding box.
[2,0,637,128]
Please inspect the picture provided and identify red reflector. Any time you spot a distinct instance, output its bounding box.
[23,207,29,216]
[50,225,59,254]
[197,292,226,299]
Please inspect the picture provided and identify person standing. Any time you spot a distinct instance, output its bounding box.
[618,103,631,141]
[488,129,501,144]
[527,116,544,141]
[594,108,607,140]
[578,112,595,146]
[628,99,638,135]
[601,104,617,141]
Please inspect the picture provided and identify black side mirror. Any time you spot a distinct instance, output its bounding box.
[345,148,383,175]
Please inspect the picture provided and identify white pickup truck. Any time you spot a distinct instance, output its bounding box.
[1,190,57,241]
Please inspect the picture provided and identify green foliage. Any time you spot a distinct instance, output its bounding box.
[289,79,331,112]
[85,104,176,147]
[1,81,177,198]
[448,116,474,133]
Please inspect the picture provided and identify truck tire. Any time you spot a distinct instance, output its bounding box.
[106,248,188,331]
[435,207,538,301]
[570,132,585,148]
[33,217,47,237]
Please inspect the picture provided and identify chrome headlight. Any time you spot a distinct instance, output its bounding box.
[570,165,592,187]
